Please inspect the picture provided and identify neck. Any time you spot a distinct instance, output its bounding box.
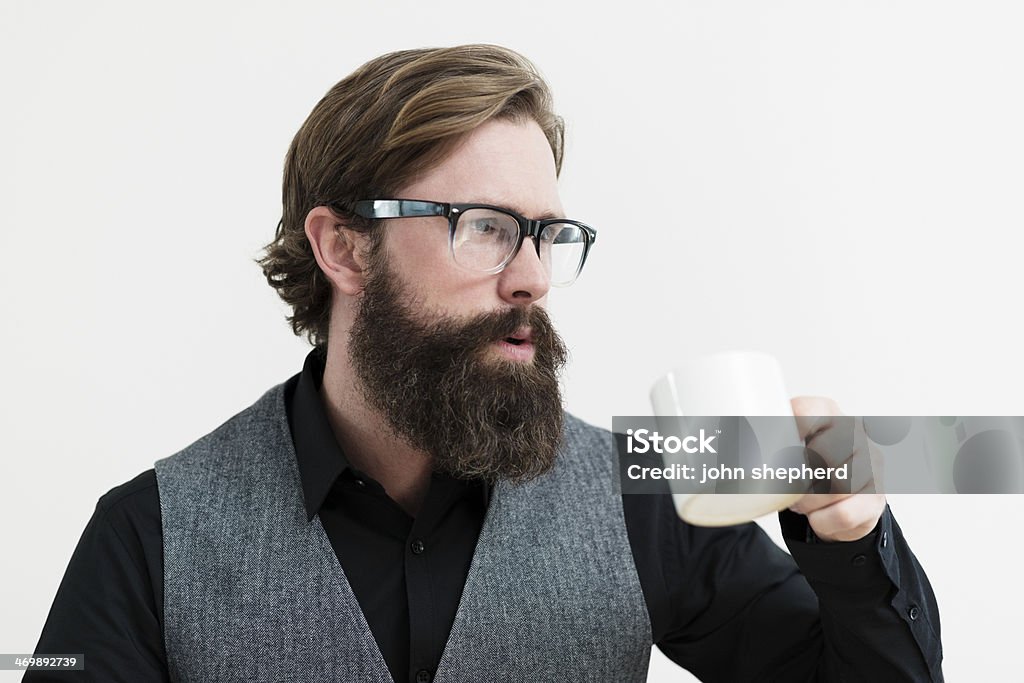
[319,346,433,517]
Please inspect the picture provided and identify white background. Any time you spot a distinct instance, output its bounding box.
[3,1,1023,680]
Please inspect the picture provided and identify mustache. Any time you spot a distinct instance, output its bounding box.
[420,305,555,355]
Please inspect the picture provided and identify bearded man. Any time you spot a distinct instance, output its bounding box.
[28,45,942,682]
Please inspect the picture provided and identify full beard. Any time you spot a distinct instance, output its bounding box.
[348,260,569,484]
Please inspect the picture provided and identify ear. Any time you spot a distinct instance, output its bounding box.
[304,206,372,297]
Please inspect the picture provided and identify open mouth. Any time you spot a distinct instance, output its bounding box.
[493,327,535,361]
[501,327,533,346]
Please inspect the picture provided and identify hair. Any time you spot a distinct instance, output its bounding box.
[257,44,565,349]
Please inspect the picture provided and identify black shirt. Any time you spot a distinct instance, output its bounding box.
[26,349,943,682]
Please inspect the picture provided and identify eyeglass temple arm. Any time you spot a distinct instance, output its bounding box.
[353,200,448,219]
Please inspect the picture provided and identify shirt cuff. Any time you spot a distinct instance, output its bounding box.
[779,505,895,595]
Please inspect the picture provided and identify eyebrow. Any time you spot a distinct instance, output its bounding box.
[470,198,562,221]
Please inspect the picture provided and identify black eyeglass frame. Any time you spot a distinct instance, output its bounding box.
[349,199,597,285]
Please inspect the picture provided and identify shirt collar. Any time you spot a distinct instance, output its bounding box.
[287,347,354,522]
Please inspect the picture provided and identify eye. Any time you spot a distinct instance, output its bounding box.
[456,208,518,248]
[469,218,499,235]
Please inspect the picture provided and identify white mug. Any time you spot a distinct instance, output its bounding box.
[650,350,806,526]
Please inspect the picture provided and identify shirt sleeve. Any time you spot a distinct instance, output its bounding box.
[779,504,943,681]
[24,470,168,683]
[623,493,943,682]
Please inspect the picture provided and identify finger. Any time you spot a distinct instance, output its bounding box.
[789,398,876,496]
[789,492,852,515]
[805,428,875,492]
[804,493,887,542]
[789,476,880,516]
[790,396,843,442]
[868,440,886,494]
[804,416,858,468]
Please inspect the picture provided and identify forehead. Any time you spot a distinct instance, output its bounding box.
[397,118,563,217]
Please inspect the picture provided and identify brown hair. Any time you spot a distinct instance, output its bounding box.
[258,44,565,348]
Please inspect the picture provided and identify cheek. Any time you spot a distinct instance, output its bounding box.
[383,228,492,307]
[382,224,447,278]
[381,221,548,317]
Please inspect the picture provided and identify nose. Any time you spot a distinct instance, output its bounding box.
[497,237,550,305]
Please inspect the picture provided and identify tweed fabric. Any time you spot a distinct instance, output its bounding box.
[155,383,651,682]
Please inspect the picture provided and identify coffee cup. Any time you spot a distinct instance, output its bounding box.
[650,350,806,526]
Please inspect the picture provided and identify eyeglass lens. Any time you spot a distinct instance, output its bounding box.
[452,208,587,285]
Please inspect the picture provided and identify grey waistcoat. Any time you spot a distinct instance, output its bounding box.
[154,383,652,682]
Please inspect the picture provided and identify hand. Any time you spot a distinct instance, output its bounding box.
[787,396,886,542]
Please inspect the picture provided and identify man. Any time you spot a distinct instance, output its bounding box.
[28,44,942,682]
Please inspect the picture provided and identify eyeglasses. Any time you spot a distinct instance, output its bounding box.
[350,199,597,287]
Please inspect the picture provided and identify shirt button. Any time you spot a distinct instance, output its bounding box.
[908,605,920,621]
[881,531,889,548]
[415,669,432,683]
[851,554,867,567]
[411,539,425,555]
